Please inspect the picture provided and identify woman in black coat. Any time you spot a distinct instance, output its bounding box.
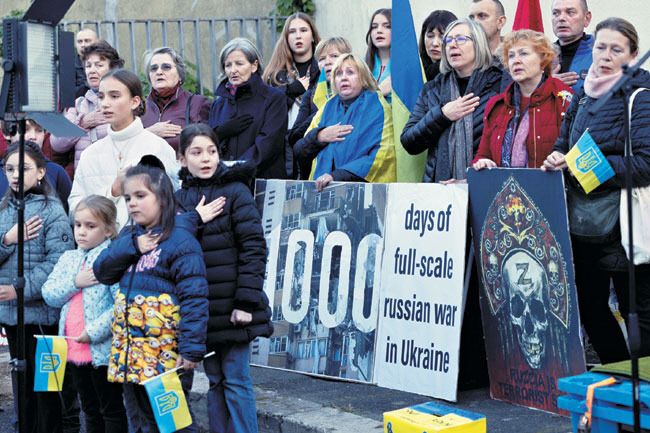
[401,18,502,183]
[208,38,288,179]
[543,18,650,364]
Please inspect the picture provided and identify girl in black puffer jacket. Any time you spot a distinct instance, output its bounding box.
[175,123,272,433]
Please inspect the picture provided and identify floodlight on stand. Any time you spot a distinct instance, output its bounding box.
[22,22,57,112]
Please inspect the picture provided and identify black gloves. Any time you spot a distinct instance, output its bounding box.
[214,114,254,140]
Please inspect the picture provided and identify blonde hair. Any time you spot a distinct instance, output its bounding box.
[330,53,378,95]
[314,37,352,60]
[265,13,321,87]
[75,195,118,240]
[440,18,493,75]
[499,30,559,76]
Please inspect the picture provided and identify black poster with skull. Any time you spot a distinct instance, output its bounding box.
[467,168,586,414]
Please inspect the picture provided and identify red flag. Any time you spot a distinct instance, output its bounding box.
[513,0,544,32]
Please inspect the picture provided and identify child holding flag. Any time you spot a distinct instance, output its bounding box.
[175,124,273,433]
[42,195,127,432]
[93,156,209,431]
[0,141,74,433]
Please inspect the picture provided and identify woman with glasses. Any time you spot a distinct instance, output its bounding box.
[141,46,211,153]
[472,30,573,170]
[401,18,502,183]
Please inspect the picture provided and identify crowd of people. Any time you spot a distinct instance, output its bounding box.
[0,0,649,431]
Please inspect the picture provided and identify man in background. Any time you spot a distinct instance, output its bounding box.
[551,0,593,91]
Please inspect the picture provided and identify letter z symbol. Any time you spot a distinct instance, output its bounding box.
[516,263,531,285]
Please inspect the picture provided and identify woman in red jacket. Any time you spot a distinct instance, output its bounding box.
[472,30,573,170]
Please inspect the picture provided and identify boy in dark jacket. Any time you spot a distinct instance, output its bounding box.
[175,123,272,433]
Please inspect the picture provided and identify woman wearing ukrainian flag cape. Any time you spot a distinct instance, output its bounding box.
[295,53,396,191]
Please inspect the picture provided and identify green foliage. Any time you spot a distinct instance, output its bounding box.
[0,10,25,57]
[139,60,213,101]
[270,0,316,32]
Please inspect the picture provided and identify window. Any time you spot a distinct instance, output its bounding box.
[272,305,284,321]
[286,184,304,200]
[315,190,335,211]
[269,336,288,353]
[282,213,300,229]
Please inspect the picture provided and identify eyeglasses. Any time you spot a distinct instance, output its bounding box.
[149,63,174,73]
[444,35,473,45]
[4,165,36,175]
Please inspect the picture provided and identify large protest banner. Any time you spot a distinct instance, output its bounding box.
[251,180,387,382]
[374,183,468,401]
[467,169,585,413]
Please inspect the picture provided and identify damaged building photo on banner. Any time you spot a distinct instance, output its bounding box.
[250,180,386,382]
[467,169,585,414]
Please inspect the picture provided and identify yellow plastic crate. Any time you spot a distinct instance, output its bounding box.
[384,401,486,433]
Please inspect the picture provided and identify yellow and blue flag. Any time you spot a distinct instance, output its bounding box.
[34,336,67,392]
[565,129,615,194]
[391,0,427,182]
[312,67,329,110]
[143,369,192,433]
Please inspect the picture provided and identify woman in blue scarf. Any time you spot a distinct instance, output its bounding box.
[294,53,396,191]
[365,8,392,100]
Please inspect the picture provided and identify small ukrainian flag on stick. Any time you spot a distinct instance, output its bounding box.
[565,129,615,194]
[142,367,192,433]
[142,351,215,433]
[312,67,329,110]
[34,335,69,392]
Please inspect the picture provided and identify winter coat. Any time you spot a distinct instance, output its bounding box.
[0,158,71,214]
[175,163,273,347]
[93,223,209,384]
[68,117,180,230]
[0,192,74,326]
[42,239,118,367]
[556,34,593,92]
[553,69,650,191]
[473,77,574,168]
[208,73,288,179]
[141,87,211,153]
[269,56,320,110]
[400,66,503,182]
[50,89,109,171]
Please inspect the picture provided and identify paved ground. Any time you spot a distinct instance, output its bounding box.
[0,345,575,433]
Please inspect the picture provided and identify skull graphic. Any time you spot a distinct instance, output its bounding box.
[502,250,549,369]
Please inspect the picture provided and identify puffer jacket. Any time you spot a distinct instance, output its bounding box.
[93,224,208,384]
[553,69,650,191]
[400,66,503,182]
[50,89,109,170]
[208,73,288,179]
[42,239,118,367]
[473,76,573,168]
[175,163,273,347]
[141,87,211,153]
[0,192,74,326]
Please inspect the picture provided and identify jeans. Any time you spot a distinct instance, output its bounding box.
[122,368,197,433]
[68,364,128,433]
[204,343,258,433]
[4,323,63,433]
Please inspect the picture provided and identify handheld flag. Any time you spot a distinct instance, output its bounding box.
[312,67,329,110]
[565,130,615,194]
[513,0,545,32]
[143,368,192,433]
[391,0,427,182]
[34,335,67,392]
